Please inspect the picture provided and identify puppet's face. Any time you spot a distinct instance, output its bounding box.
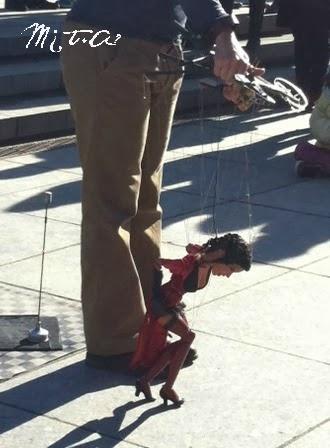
[211,263,243,278]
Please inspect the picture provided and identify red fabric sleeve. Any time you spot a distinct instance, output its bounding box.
[161,254,196,276]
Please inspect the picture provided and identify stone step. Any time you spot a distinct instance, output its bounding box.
[0,65,295,144]
[0,56,61,96]
[0,33,294,97]
[0,92,72,142]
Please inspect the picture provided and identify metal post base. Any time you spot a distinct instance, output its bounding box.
[28,325,49,343]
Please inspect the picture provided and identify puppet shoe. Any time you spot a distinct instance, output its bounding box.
[135,378,155,402]
[160,387,184,407]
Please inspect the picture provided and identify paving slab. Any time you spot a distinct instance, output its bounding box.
[0,334,329,448]
[191,110,310,141]
[192,269,330,364]
[163,150,302,202]
[0,208,80,266]
[167,110,310,170]
[0,243,80,299]
[2,144,81,176]
[0,178,82,225]
[168,122,268,164]
[251,180,330,218]
[163,201,330,268]
[299,256,330,278]
[0,180,211,227]
[0,157,79,196]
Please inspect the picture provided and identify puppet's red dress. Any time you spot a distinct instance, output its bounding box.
[131,254,199,370]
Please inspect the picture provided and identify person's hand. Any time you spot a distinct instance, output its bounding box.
[213,31,265,83]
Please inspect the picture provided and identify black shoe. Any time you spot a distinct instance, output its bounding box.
[85,352,134,373]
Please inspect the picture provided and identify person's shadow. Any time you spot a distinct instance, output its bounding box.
[47,400,171,448]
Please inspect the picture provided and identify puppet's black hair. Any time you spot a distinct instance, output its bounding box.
[203,233,252,271]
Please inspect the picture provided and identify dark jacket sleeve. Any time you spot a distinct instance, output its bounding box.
[179,0,232,34]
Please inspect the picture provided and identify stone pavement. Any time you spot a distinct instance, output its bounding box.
[0,106,330,447]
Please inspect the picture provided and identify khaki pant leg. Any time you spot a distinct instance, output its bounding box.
[130,50,183,300]
[61,22,159,355]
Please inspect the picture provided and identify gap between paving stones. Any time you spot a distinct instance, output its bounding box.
[185,262,329,313]
[228,179,309,203]
[244,197,330,220]
[195,329,330,368]
[163,196,330,230]
[0,176,80,198]
[0,279,80,303]
[20,212,81,227]
[274,417,330,448]
[0,157,82,178]
[256,254,330,279]
[0,242,80,268]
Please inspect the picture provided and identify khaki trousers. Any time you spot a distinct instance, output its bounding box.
[60,20,183,356]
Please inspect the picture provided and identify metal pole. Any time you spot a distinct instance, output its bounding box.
[28,191,52,343]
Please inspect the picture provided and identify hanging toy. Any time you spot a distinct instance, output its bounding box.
[131,233,251,407]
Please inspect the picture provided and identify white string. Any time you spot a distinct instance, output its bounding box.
[189,79,258,326]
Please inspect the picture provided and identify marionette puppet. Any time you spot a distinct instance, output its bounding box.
[131,232,252,407]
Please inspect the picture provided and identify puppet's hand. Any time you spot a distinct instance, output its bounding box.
[186,244,203,254]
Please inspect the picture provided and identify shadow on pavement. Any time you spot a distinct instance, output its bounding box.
[3,113,327,267]
[47,401,170,448]
[0,361,136,436]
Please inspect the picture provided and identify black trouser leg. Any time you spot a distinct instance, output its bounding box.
[5,0,26,10]
[293,26,329,101]
[247,0,266,59]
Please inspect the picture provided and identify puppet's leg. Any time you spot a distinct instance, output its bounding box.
[137,316,195,406]
[136,341,179,401]
[160,316,195,406]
